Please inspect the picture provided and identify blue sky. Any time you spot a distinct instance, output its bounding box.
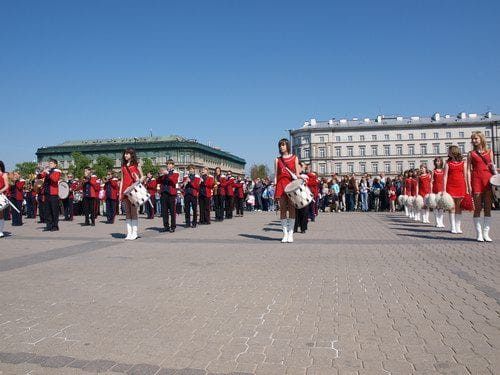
[1,0,499,171]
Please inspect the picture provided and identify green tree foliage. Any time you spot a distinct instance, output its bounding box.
[250,164,269,180]
[93,155,115,179]
[15,161,38,178]
[68,152,92,179]
[141,158,160,176]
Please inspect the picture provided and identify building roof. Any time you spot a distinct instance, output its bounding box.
[57,135,188,146]
[293,111,499,133]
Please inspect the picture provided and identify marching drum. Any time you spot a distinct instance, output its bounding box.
[124,181,150,208]
[58,181,70,199]
[284,179,313,209]
[0,193,20,213]
[490,174,500,201]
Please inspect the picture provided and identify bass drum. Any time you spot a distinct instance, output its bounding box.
[490,174,500,201]
[284,179,313,209]
[58,181,70,199]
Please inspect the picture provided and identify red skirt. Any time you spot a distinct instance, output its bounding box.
[275,177,292,199]
[471,171,493,194]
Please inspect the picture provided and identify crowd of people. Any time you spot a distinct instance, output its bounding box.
[0,131,496,242]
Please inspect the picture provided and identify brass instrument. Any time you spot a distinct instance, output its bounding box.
[33,179,44,193]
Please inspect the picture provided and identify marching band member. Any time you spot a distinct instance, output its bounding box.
[416,164,432,224]
[274,138,301,243]
[468,131,495,242]
[63,174,75,221]
[10,171,25,226]
[307,168,319,222]
[294,162,309,234]
[119,148,144,240]
[444,146,468,234]
[82,167,100,226]
[213,167,226,221]
[25,178,36,219]
[40,159,61,232]
[145,172,157,219]
[36,169,46,224]
[0,161,8,238]
[157,160,179,232]
[182,164,201,228]
[104,170,119,224]
[233,176,245,217]
[225,170,235,219]
[199,167,214,224]
[432,157,445,227]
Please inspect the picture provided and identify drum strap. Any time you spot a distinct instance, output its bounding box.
[280,157,298,180]
[125,165,137,182]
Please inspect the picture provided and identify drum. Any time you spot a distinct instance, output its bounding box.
[490,174,500,201]
[124,181,150,207]
[284,179,313,209]
[58,181,70,199]
[0,194,20,213]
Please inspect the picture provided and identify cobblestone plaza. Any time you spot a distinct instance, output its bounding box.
[0,212,498,374]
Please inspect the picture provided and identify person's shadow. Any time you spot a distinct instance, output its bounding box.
[239,234,278,241]
[111,232,127,239]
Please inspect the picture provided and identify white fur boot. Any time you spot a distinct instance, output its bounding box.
[474,217,484,242]
[0,219,4,238]
[404,206,409,216]
[450,212,457,234]
[414,210,420,221]
[130,219,138,240]
[281,219,288,243]
[125,219,132,240]
[424,209,430,223]
[287,219,295,243]
[455,214,462,234]
[483,216,492,242]
[409,208,414,219]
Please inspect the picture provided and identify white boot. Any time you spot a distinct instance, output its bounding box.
[404,206,409,217]
[125,219,132,240]
[483,216,492,242]
[425,209,430,223]
[437,210,445,228]
[130,219,138,240]
[281,219,288,243]
[450,212,457,233]
[455,214,462,234]
[474,217,484,242]
[0,219,4,238]
[287,219,295,243]
[414,210,420,221]
[409,209,414,219]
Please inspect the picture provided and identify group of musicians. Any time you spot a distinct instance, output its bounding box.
[0,154,254,238]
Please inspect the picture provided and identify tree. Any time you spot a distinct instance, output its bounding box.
[141,158,160,176]
[93,155,115,179]
[15,161,38,178]
[250,164,270,180]
[68,152,92,179]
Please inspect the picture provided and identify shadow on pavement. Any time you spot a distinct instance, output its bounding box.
[238,234,278,241]
[110,232,127,239]
[397,233,477,242]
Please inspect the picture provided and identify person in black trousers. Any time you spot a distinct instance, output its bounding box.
[213,167,225,221]
[157,161,180,233]
[182,165,201,228]
[40,159,61,232]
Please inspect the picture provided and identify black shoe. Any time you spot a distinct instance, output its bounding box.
[185,223,191,228]
[160,227,169,233]
[50,227,59,232]
[301,230,306,234]
[83,222,90,226]
[91,223,95,226]
[191,223,197,228]
[43,227,52,232]
[169,228,175,233]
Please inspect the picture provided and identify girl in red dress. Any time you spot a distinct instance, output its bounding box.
[274,138,301,243]
[416,164,432,223]
[118,148,144,240]
[410,169,418,220]
[0,161,9,238]
[402,171,411,217]
[432,157,445,228]
[467,131,495,242]
[444,146,469,234]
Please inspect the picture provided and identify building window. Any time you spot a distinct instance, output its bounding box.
[319,147,326,158]
[420,144,427,155]
[371,145,378,156]
[384,134,390,140]
[319,164,326,175]
[446,132,452,138]
[445,142,452,151]
[347,163,354,173]
[459,132,464,138]
[384,163,391,173]
[304,148,310,158]
[433,144,440,154]
[348,135,353,141]
[396,162,403,173]
[359,146,366,156]
[372,134,377,141]
[397,134,402,140]
[384,145,390,156]
[421,133,426,139]
[458,143,465,154]
[335,163,342,174]
[335,147,341,157]
[408,145,415,155]
[433,132,439,139]
[371,162,378,173]
[485,130,490,137]
[360,163,366,173]
[319,136,325,143]
[336,136,341,142]
[409,161,415,169]
[487,142,491,149]
[408,133,414,140]
[360,135,365,141]
[396,145,402,156]
[347,147,353,157]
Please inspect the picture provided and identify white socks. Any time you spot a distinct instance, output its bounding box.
[435,210,445,228]
[287,219,295,243]
[414,210,421,221]
[404,206,409,216]
[422,209,430,223]
[130,219,138,240]
[450,212,457,233]
[455,214,462,234]
[0,219,4,238]
[126,219,132,240]
[483,216,492,242]
[474,217,484,242]
[281,219,288,243]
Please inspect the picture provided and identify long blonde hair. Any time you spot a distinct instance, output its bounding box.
[471,131,488,152]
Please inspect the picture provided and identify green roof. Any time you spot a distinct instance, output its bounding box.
[58,135,188,146]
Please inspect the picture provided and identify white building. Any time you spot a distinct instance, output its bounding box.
[290,112,499,177]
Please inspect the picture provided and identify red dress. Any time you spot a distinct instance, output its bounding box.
[432,169,444,193]
[121,164,140,199]
[404,178,413,195]
[446,161,466,198]
[469,151,493,194]
[275,155,297,199]
[389,185,397,201]
[418,174,431,197]
[0,172,5,191]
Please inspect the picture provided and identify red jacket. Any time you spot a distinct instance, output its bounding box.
[215,175,226,196]
[41,168,61,196]
[157,169,180,195]
[225,176,235,197]
[234,181,245,199]
[199,174,214,198]
[145,178,157,196]
[182,174,201,197]
[13,179,25,201]
[83,175,100,198]
[104,178,119,200]
[307,173,319,198]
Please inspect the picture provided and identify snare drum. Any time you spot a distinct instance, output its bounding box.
[124,181,150,207]
[58,181,70,199]
[0,194,10,211]
[284,179,313,209]
[490,174,500,201]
